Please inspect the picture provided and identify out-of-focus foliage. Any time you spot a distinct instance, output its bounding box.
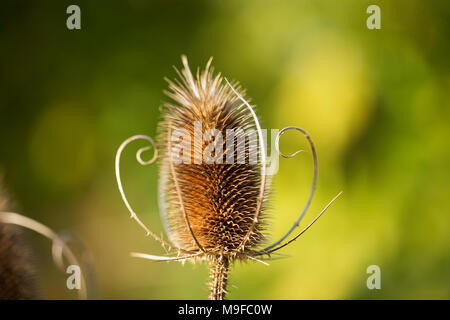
[0,0,448,299]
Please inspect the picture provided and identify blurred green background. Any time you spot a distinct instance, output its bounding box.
[0,0,449,299]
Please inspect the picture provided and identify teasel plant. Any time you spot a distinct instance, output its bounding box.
[115,56,342,300]
[0,179,94,299]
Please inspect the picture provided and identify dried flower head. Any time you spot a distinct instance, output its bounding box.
[0,186,37,300]
[0,180,90,299]
[115,56,341,300]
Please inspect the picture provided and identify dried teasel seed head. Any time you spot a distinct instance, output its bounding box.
[0,179,90,299]
[158,56,270,257]
[117,56,341,300]
[0,182,38,300]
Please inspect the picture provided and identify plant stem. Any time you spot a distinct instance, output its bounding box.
[209,255,229,300]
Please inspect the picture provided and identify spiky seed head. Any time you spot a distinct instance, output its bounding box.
[158,56,269,257]
[0,183,38,299]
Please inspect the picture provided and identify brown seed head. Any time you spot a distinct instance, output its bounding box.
[0,183,38,299]
[158,56,269,257]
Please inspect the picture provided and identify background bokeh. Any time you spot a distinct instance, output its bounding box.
[0,0,449,299]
